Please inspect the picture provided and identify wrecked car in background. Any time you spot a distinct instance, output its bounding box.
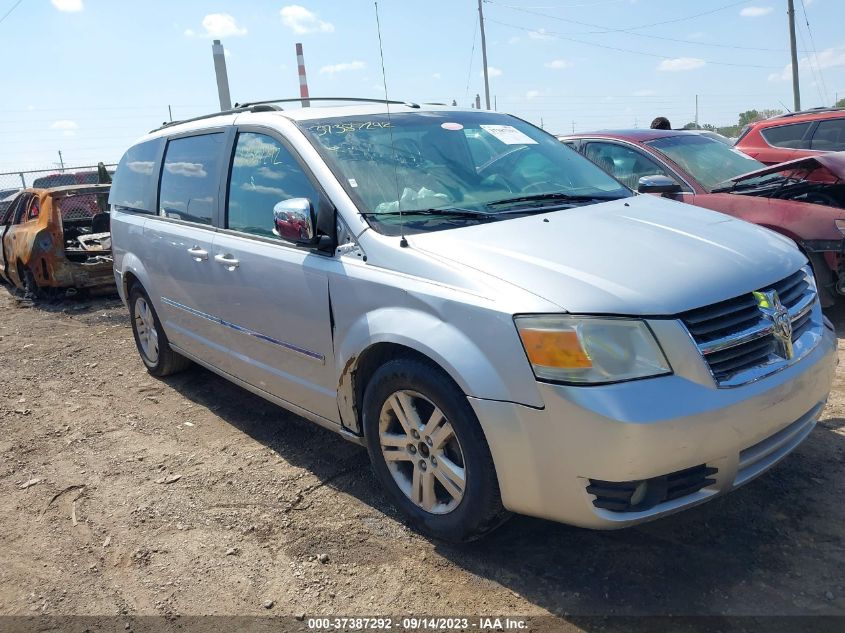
[561,130,845,306]
[0,184,114,297]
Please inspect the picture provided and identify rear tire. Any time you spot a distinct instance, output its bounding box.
[362,357,510,542]
[19,263,41,300]
[129,284,191,377]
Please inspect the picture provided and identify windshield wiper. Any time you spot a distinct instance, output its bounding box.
[486,193,624,210]
[361,207,493,219]
[711,175,789,193]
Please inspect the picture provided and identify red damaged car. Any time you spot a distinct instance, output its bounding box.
[560,129,845,306]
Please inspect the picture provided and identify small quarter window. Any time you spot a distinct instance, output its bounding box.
[226,132,319,238]
[159,133,226,225]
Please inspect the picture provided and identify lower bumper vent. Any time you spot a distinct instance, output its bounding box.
[587,464,717,513]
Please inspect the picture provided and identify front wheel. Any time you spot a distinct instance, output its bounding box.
[129,284,191,377]
[363,358,509,542]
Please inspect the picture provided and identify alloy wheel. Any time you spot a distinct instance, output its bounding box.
[378,390,467,514]
[134,297,159,364]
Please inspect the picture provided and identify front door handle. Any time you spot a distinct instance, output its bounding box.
[187,246,208,261]
[214,253,240,269]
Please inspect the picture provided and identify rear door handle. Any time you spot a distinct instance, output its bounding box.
[187,246,208,261]
[214,253,240,269]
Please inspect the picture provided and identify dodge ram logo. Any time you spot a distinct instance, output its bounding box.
[753,290,794,360]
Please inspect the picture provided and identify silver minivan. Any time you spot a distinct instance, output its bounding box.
[110,100,837,541]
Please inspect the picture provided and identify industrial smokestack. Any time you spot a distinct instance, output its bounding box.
[212,39,232,111]
[296,43,310,108]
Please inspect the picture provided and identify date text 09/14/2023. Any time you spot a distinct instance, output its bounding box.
[306,616,528,630]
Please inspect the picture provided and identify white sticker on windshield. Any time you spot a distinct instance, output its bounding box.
[480,124,538,145]
[731,148,757,160]
[348,178,358,187]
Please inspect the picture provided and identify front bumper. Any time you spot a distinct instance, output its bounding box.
[470,319,837,529]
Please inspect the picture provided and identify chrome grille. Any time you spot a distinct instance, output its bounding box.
[680,268,818,386]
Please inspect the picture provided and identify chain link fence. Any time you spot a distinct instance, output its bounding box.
[0,164,118,198]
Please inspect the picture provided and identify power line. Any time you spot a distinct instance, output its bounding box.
[485,0,748,34]
[464,12,479,98]
[799,0,829,105]
[0,0,25,25]
[489,1,800,53]
[484,19,784,69]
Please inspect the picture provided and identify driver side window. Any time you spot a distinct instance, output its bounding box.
[585,142,670,189]
[227,132,319,238]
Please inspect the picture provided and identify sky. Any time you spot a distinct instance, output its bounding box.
[1,0,844,172]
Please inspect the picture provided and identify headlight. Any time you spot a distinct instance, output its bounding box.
[515,315,672,384]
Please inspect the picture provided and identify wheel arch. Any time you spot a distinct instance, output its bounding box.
[334,308,542,435]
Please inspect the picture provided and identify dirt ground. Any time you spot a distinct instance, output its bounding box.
[0,286,843,629]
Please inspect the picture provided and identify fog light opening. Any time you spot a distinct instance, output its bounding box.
[630,481,648,506]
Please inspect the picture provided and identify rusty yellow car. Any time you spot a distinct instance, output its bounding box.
[0,184,113,298]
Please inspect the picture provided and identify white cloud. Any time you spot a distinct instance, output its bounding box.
[191,13,247,38]
[51,0,82,11]
[528,28,553,40]
[740,6,773,17]
[280,5,334,34]
[525,90,542,99]
[544,59,571,70]
[657,57,706,72]
[320,61,366,75]
[51,120,79,137]
[480,66,502,78]
[508,36,521,45]
[224,48,233,58]
[632,89,656,97]
[768,45,845,81]
[432,73,441,80]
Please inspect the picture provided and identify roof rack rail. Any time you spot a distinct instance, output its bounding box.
[772,106,845,119]
[150,103,282,133]
[234,97,420,109]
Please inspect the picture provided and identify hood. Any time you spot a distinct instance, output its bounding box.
[410,194,805,315]
[730,151,845,183]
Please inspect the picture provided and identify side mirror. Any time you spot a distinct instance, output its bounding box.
[637,175,682,195]
[273,198,318,245]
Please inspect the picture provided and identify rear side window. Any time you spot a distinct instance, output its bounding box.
[109,138,162,212]
[159,133,226,225]
[760,122,813,149]
[810,118,845,150]
[227,132,320,238]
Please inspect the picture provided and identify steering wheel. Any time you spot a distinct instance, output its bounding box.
[477,145,529,178]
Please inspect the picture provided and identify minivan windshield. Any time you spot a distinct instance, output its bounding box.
[302,111,631,234]
[645,134,768,192]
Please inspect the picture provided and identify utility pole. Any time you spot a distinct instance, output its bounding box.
[787,0,801,111]
[58,150,65,171]
[478,0,491,110]
[211,39,232,111]
[695,94,699,127]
